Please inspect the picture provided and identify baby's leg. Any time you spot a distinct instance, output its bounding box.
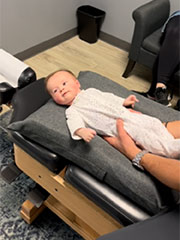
[161,121,180,159]
[163,121,180,139]
[163,138,180,159]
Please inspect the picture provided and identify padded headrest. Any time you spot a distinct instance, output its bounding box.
[0,49,36,88]
[10,78,50,123]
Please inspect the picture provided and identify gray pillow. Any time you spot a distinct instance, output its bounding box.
[8,71,180,214]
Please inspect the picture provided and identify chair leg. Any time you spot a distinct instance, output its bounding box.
[122,59,136,78]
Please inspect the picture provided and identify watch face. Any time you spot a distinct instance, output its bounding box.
[132,150,148,171]
[132,158,144,170]
[132,161,144,170]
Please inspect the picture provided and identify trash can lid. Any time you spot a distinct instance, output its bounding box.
[77,5,106,17]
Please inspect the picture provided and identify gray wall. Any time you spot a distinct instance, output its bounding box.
[0,0,83,54]
[0,0,2,48]
[0,0,179,55]
[87,0,180,43]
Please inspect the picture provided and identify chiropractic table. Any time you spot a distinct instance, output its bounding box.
[0,50,179,240]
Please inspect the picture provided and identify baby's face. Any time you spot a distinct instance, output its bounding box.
[47,71,81,105]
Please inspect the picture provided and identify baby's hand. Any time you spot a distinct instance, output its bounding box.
[75,128,97,142]
[123,95,139,108]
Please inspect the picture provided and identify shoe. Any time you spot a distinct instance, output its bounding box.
[154,87,171,106]
[132,91,155,100]
[174,99,180,111]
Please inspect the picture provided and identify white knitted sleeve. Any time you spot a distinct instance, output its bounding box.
[66,107,86,140]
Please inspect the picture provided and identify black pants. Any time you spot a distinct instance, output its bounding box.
[148,15,180,95]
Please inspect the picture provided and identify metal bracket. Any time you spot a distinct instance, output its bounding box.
[0,161,22,184]
[27,185,49,208]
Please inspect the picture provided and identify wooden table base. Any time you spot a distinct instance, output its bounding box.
[14,145,122,240]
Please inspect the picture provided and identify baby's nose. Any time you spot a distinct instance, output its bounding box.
[60,86,64,92]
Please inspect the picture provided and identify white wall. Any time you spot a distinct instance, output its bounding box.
[1,0,83,54]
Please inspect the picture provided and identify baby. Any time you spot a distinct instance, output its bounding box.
[45,69,180,159]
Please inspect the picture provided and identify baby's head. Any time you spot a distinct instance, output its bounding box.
[45,69,81,105]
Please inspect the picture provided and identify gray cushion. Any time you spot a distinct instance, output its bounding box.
[8,71,180,214]
[142,28,162,54]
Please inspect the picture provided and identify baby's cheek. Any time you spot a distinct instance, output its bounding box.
[53,95,60,104]
[55,99,62,105]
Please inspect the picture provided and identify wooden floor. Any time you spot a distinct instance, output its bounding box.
[25,36,179,106]
[1,35,179,115]
[24,36,153,92]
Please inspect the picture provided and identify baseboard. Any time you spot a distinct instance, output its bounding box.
[15,28,130,61]
[100,31,130,52]
[15,28,77,61]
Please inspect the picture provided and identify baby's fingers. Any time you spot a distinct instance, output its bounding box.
[85,135,95,142]
[85,130,96,142]
[131,95,139,101]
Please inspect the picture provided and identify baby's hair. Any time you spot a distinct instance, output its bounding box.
[44,69,76,93]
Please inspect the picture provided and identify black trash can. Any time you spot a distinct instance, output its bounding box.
[77,5,106,43]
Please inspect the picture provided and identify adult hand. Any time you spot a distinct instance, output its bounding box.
[128,108,142,114]
[104,119,141,160]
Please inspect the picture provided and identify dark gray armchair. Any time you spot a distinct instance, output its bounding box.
[122,0,179,79]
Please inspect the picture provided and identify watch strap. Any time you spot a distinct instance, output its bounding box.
[132,150,148,170]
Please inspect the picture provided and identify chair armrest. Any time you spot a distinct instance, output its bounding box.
[129,0,170,60]
[97,204,180,240]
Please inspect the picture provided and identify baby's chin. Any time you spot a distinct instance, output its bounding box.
[54,99,72,106]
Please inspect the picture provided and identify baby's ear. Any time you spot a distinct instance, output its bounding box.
[76,80,81,88]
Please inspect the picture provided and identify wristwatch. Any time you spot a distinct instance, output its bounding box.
[132,150,148,170]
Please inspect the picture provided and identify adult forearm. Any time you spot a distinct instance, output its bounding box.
[141,153,180,191]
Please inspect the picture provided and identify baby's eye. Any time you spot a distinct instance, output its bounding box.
[63,81,67,86]
[52,88,58,94]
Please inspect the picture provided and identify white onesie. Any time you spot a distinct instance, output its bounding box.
[66,88,180,158]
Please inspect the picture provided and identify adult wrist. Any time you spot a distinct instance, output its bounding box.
[132,150,149,170]
[140,152,150,167]
[128,148,141,161]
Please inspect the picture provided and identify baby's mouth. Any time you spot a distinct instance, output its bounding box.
[62,91,68,96]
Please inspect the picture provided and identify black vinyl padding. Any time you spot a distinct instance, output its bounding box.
[0,82,16,104]
[65,165,151,225]
[10,131,67,173]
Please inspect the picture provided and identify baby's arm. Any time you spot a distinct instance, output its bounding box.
[75,128,97,142]
[123,95,139,108]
